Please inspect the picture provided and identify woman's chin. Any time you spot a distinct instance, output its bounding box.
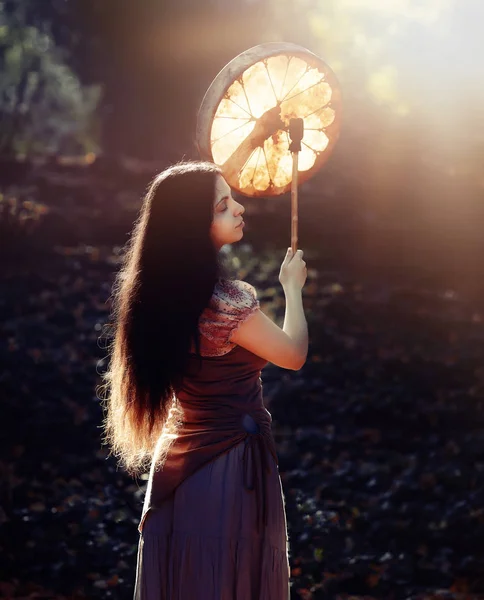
[221,228,243,246]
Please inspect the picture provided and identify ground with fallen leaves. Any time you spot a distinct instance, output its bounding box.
[1,164,484,599]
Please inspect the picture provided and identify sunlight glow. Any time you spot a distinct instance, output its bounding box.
[338,0,452,24]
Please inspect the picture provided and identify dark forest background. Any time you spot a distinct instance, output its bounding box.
[2,0,484,290]
[1,0,484,598]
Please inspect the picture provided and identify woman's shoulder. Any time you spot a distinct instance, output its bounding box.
[196,278,260,355]
[212,278,258,308]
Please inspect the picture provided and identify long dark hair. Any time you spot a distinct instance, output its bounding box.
[99,161,230,476]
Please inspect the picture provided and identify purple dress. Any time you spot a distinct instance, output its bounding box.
[133,279,290,600]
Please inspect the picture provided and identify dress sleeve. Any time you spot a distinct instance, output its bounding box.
[199,279,260,353]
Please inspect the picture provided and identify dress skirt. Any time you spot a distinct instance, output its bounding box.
[133,439,290,600]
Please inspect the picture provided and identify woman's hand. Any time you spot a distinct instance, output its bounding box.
[279,248,307,291]
[251,106,285,148]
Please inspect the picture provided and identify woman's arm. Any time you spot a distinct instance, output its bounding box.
[282,284,308,367]
[230,284,308,370]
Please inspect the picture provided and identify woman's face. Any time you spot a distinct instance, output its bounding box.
[210,174,245,250]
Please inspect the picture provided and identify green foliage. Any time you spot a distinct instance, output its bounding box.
[0,5,102,156]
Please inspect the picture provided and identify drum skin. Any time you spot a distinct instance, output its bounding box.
[196,42,342,197]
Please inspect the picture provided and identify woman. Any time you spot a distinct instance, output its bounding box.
[100,160,308,599]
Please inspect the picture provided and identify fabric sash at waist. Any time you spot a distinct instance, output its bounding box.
[138,404,278,534]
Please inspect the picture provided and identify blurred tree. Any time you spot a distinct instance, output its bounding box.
[0,2,101,156]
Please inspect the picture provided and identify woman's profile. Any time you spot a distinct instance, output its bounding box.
[99,160,308,599]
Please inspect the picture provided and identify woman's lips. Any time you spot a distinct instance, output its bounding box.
[236,221,245,228]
